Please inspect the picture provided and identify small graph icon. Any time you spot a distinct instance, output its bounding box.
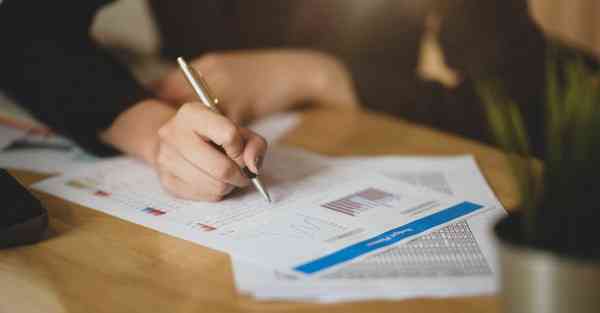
[141,207,167,216]
[94,190,111,197]
[322,188,399,216]
[193,223,217,232]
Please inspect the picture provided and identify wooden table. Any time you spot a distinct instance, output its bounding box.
[0,108,518,313]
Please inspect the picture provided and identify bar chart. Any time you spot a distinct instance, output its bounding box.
[322,188,400,216]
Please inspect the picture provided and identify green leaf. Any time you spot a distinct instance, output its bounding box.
[545,53,563,161]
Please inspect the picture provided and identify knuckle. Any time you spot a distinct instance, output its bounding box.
[159,175,175,192]
[157,124,171,140]
[214,182,232,196]
[179,102,196,115]
[179,102,206,116]
[215,162,238,181]
[156,151,168,167]
[220,122,239,145]
[205,194,223,202]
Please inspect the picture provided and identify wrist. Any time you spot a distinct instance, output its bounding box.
[101,99,177,165]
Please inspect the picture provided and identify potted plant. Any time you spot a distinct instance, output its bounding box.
[477,55,600,313]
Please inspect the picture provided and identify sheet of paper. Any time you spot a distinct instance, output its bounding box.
[0,124,26,150]
[33,147,486,276]
[232,153,506,301]
[247,112,300,144]
[235,211,501,301]
[0,128,97,174]
[0,94,96,173]
[0,109,299,174]
[0,91,45,129]
[0,108,299,174]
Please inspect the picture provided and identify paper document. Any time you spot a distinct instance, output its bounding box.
[246,112,300,144]
[33,147,486,276]
[0,124,26,150]
[232,153,505,301]
[0,93,97,173]
[4,95,501,299]
[0,127,97,174]
[0,110,300,174]
[0,91,45,129]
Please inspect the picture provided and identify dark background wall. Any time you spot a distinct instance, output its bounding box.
[147,0,598,157]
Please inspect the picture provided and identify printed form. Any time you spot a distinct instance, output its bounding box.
[0,124,25,150]
[0,93,98,174]
[33,147,486,276]
[0,100,298,175]
[0,131,96,174]
[232,152,506,301]
[3,103,505,300]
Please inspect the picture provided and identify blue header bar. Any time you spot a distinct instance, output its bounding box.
[293,201,483,274]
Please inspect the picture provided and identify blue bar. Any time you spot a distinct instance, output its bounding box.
[293,201,483,275]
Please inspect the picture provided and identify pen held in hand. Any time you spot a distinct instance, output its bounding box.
[176,57,272,203]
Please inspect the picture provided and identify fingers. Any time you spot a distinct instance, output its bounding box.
[157,142,234,195]
[157,169,230,202]
[181,103,245,163]
[158,103,249,187]
[161,130,249,188]
[239,128,268,175]
[156,102,269,201]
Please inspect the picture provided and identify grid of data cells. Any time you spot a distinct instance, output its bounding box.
[323,221,492,279]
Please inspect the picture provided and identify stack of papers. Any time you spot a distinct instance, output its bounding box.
[0,129,96,174]
[0,93,97,173]
[233,152,504,302]
[33,147,489,278]
[0,107,506,302]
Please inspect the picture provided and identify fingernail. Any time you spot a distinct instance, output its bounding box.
[253,154,264,174]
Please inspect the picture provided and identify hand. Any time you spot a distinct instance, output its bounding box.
[155,102,267,201]
[155,49,360,124]
[101,99,267,202]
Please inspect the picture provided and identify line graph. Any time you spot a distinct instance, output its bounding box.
[231,213,348,241]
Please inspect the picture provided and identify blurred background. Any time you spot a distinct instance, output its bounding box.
[93,0,600,78]
[92,0,600,156]
[530,0,600,57]
[93,0,600,60]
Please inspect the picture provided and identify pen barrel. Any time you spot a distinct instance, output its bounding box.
[177,57,271,202]
[177,57,221,113]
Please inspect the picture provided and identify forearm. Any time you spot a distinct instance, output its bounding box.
[100,99,176,165]
[0,0,152,156]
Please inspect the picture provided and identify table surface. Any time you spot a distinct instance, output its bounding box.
[0,108,518,313]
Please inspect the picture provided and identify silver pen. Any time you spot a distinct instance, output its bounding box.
[177,57,272,203]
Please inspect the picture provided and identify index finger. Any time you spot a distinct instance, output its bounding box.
[179,103,245,164]
[240,128,268,175]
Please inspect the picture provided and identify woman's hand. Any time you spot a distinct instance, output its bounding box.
[102,49,354,201]
[155,49,360,124]
[155,102,266,201]
[101,99,267,202]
